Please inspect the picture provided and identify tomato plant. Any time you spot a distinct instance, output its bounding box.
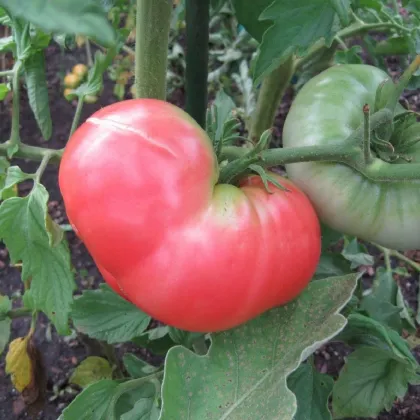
[1,0,420,419]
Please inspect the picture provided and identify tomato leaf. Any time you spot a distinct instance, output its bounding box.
[334,45,364,64]
[0,295,11,356]
[69,356,113,388]
[231,0,272,42]
[120,395,160,420]
[160,274,359,420]
[0,183,75,334]
[341,237,374,269]
[254,0,338,84]
[337,314,417,364]
[71,284,151,344]
[287,362,334,420]
[24,50,52,140]
[5,336,33,392]
[61,379,120,420]
[3,165,34,191]
[122,354,160,379]
[314,253,352,280]
[0,35,15,53]
[332,346,420,418]
[167,327,204,349]
[0,0,116,47]
[61,379,160,420]
[131,326,176,355]
[329,0,351,26]
[0,83,10,101]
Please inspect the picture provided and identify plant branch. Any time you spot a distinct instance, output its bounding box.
[35,152,54,183]
[0,69,14,77]
[100,341,124,379]
[0,141,62,164]
[374,243,420,272]
[69,97,84,139]
[185,0,210,128]
[249,55,294,144]
[10,60,23,148]
[85,38,93,67]
[135,0,172,100]
[363,104,371,163]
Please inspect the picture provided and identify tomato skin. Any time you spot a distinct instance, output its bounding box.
[59,99,321,332]
[283,64,420,251]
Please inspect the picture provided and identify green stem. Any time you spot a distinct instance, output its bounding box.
[363,104,371,163]
[249,55,294,144]
[29,311,38,336]
[135,0,172,100]
[10,60,23,147]
[391,0,399,14]
[0,69,14,77]
[373,243,420,273]
[185,0,210,128]
[35,152,53,183]
[69,97,84,139]
[0,141,62,164]
[100,342,124,379]
[85,39,93,67]
[3,307,32,320]
[122,45,135,56]
[218,143,358,184]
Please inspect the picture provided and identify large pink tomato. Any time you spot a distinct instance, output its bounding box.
[59,99,321,332]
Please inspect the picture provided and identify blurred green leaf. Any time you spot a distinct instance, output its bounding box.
[254,0,337,84]
[0,0,116,47]
[231,0,272,42]
[24,51,52,140]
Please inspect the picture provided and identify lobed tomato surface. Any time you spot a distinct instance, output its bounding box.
[59,99,321,332]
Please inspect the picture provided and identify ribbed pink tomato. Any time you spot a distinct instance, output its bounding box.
[59,99,320,332]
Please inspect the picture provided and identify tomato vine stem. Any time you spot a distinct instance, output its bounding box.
[363,104,372,163]
[68,97,84,139]
[134,0,172,100]
[9,60,23,151]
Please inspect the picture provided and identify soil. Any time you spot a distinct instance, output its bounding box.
[0,42,420,420]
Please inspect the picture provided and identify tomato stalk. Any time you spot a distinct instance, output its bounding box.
[8,60,23,154]
[363,104,372,163]
[69,97,84,139]
[248,55,295,144]
[185,0,210,128]
[134,0,172,100]
[0,141,62,164]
